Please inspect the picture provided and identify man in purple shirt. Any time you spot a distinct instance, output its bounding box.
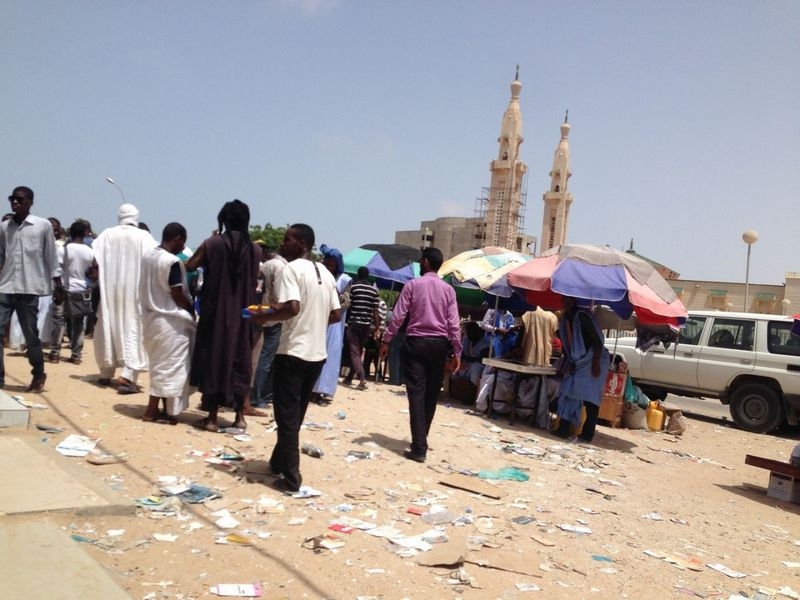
[380,247,461,463]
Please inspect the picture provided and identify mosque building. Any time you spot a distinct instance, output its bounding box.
[395,69,536,257]
[393,70,797,315]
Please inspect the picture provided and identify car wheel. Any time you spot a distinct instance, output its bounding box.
[730,384,783,433]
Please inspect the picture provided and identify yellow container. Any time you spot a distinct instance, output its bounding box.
[646,401,665,432]
[569,405,588,437]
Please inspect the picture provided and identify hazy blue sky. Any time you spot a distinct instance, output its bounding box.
[1,1,797,284]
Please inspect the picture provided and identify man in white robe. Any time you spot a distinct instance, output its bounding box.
[139,222,196,423]
[92,203,156,393]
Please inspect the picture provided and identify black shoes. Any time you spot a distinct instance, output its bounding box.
[403,450,426,463]
[28,374,47,393]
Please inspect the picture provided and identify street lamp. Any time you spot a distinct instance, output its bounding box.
[742,229,759,312]
[106,177,127,203]
[782,299,791,316]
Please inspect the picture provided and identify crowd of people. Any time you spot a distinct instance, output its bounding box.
[0,184,612,492]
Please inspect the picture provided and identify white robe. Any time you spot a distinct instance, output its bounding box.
[93,224,157,374]
[139,247,196,415]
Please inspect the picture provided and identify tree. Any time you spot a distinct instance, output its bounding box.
[249,223,288,249]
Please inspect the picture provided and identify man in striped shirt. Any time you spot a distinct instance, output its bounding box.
[343,266,379,390]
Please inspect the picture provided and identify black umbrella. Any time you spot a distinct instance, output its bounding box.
[360,244,421,271]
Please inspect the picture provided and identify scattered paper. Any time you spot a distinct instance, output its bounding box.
[558,524,592,535]
[706,563,746,578]
[55,434,99,457]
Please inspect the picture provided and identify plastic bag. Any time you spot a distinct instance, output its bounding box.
[665,410,687,435]
[477,466,529,481]
[622,402,647,430]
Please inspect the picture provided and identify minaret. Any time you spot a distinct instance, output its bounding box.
[540,111,573,252]
[485,67,528,251]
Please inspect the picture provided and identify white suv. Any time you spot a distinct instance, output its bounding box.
[606,310,800,433]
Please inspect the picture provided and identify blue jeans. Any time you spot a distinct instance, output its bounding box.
[252,324,281,405]
[0,293,45,386]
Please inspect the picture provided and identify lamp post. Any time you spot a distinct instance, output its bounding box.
[782,299,791,316]
[105,177,127,203]
[742,229,759,312]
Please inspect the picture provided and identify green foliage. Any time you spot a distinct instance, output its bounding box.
[249,223,288,250]
[379,288,399,307]
[249,223,321,261]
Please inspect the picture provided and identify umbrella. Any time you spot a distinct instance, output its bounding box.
[507,244,688,326]
[439,246,533,298]
[343,244,421,286]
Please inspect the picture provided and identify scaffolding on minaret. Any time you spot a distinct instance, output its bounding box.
[473,176,528,250]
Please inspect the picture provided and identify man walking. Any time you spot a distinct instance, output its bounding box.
[258,224,340,493]
[49,220,94,365]
[0,186,62,392]
[344,266,379,390]
[379,247,461,463]
[92,203,157,393]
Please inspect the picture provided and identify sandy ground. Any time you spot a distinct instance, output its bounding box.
[5,342,800,600]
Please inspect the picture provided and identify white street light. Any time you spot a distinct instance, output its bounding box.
[782,298,791,316]
[742,229,759,312]
[106,177,127,203]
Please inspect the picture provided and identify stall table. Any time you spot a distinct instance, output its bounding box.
[481,358,556,425]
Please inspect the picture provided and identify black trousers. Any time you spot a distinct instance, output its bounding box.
[556,401,600,442]
[269,354,325,490]
[401,336,449,456]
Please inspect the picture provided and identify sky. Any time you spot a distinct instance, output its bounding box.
[1,0,798,285]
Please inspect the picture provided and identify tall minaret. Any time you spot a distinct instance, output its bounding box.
[485,67,528,251]
[540,111,573,252]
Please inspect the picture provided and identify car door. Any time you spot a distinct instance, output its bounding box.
[638,315,706,390]
[695,316,756,392]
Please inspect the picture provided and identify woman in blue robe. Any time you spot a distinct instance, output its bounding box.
[311,245,352,405]
[555,297,610,442]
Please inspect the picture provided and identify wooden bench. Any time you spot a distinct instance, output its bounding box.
[745,454,800,503]
[745,454,800,478]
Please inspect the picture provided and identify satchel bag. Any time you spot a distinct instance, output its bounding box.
[66,290,93,318]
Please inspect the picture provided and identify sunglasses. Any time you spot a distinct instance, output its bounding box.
[7,196,27,203]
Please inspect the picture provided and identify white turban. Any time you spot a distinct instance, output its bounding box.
[117,203,139,226]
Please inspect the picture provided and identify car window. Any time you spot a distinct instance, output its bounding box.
[678,316,706,345]
[767,321,800,356]
[707,318,755,350]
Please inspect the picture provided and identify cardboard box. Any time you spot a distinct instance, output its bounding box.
[598,394,623,428]
[767,472,800,503]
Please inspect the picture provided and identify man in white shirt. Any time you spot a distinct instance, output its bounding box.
[257,224,340,493]
[251,248,288,407]
[49,220,94,364]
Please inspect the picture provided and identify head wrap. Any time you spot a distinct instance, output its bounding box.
[117,203,139,226]
[320,244,344,278]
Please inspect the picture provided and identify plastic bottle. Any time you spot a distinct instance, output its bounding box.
[301,442,324,458]
[646,401,665,432]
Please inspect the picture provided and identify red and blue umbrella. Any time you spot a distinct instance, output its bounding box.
[507,244,687,327]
